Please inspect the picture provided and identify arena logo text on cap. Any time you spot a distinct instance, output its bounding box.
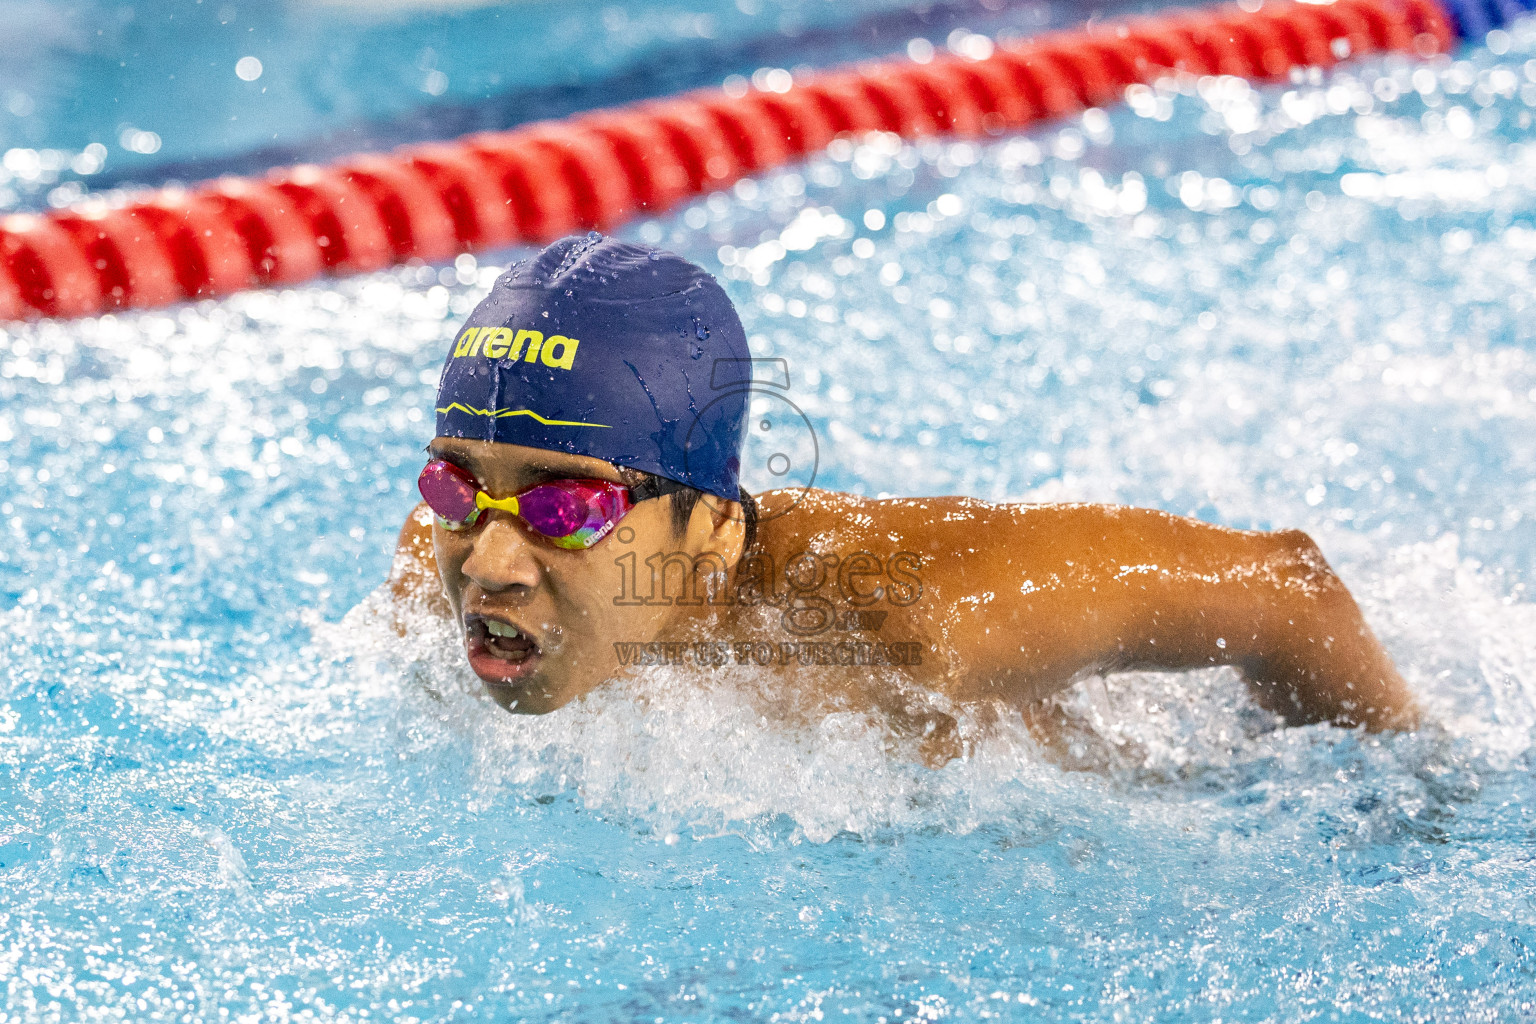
[449,326,580,369]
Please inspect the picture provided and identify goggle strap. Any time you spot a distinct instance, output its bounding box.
[628,475,691,504]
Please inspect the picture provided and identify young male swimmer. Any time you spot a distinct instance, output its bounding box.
[390,234,1418,762]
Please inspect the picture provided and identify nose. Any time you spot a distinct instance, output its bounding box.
[460,514,544,595]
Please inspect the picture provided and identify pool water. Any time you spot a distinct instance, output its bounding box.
[6,17,1536,1024]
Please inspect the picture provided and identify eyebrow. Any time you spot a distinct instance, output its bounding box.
[521,462,601,484]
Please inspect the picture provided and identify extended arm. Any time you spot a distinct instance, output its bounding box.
[955,505,1418,730]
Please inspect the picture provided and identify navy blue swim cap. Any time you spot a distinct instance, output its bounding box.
[434,235,749,499]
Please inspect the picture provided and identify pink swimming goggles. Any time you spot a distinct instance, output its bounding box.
[417,459,683,550]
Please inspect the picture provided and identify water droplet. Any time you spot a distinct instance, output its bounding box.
[695,324,709,340]
[648,250,661,261]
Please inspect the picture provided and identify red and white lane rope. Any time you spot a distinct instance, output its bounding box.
[0,0,1454,321]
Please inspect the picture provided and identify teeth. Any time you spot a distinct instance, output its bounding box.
[486,620,522,639]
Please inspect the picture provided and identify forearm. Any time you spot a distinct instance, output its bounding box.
[1229,565,1415,730]
[1116,531,1417,730]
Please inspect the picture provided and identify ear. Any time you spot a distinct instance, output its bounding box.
[687,496,746,567]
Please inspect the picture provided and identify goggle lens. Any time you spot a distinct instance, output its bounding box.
[517,484,586,537]
[518,480,630,549]
[418,459,481,529]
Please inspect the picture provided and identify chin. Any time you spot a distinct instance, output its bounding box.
[477,674,576,715]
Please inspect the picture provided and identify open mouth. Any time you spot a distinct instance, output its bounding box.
[464,615,543,685]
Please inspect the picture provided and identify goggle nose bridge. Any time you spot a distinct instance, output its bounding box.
[475,492,521,516]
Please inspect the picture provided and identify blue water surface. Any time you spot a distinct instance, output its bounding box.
[5,8,1536,1024]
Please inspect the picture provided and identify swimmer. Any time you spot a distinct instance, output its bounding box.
[390,235,1418,764]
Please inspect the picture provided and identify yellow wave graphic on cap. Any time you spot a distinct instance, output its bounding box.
[435,403,612,428]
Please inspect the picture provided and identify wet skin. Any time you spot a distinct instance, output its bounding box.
[392,439,1419,756]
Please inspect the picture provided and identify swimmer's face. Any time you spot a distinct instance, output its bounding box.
[427,438,745,714]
